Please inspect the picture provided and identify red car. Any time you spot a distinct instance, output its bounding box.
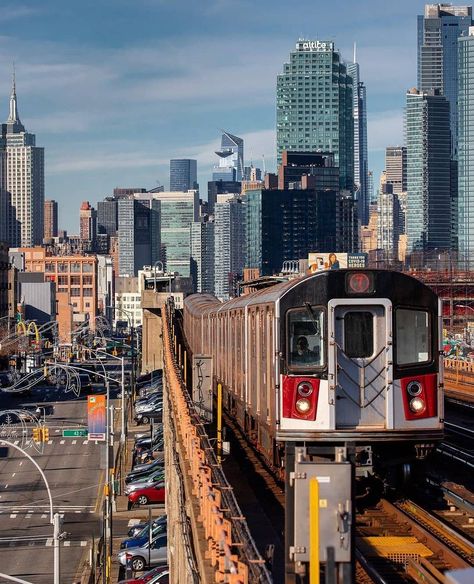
[118,565,169,583]
[128,484,165,506]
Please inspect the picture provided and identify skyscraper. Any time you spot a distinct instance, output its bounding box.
[97,197,118,237]
[418,4,472,155]
[212,131,244,182]
[385,147,407,195]
[147,190,200,277]
[117,198,160,277]
[0,150,7,243]
[347,55,369,225]
[44,200,58,240]
[458,26,474,268]
[276,40,354,190]
[191,221,215,293]
[406,88,452,254]
[170,159,198,192]
[79,201,97,246]
[2,77,44,247]
[214,194,246,300]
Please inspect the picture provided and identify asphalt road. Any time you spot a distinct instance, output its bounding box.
[0,381,117,583]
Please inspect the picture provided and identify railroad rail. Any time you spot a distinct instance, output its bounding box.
[356,498,472,583]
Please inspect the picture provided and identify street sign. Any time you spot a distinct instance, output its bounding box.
[62,429,88,437]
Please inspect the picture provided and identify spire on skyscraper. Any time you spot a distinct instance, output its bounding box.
[6,65,25,133]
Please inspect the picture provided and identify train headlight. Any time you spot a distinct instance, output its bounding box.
[407,380,422,397]
[297,381,313,397]
[409,397,425,414]
[295,398,311,414]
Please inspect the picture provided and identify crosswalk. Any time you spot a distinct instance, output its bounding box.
[0,507,95,519]
[0,536,89,548]
[5,437,94,446]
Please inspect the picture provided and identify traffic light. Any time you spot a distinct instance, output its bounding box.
[42,427,49,442]
[32,428,41,442]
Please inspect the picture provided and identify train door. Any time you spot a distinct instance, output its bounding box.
[328,299,392,429]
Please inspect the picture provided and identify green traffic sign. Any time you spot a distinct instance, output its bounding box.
[62,429,88,437]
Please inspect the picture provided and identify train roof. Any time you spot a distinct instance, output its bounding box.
[184,270,438,315]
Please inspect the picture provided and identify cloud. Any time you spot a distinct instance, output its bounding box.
[0,5,38,23]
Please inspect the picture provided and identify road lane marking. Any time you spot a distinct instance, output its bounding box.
[80,541,87,546]
[60,440,65,444]
[46,538,53,546]
[13,440,19,445]
[64,541,71,547]
[11,473,15,477]
[41,514,47,518]
[72,440,77,444]
[4,484,8,489]
[19,461,22,466]
[9,514,16,518]
[82,440,88,444]
[48,440,53,444]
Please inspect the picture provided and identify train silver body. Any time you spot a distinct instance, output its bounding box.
[184,270,443,467]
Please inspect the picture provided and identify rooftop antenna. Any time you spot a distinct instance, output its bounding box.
[353,42,357,64]
[262,154,266,174]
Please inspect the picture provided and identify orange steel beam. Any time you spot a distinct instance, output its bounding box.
[162,308,248,584]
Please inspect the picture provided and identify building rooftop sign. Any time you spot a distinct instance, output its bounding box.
[296,40,334,51]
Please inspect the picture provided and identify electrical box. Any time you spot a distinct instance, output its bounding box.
[192,355,213,422]
[291,457,352,564]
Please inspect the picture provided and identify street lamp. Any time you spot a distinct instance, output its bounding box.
[96,348,126,444]
[105,306,136,396]
[0,439,61,584]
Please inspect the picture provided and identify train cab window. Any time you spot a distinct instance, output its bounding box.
[287,307,324,368]
[396,309,430,365]
[344,312,373,358]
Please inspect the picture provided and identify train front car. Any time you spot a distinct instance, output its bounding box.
[278,269,443,482]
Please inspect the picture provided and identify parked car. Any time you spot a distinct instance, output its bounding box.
[134,410,163,426]
[131,452,165,473]
[135,395,163,413]
[127,516,166,538]
[126,462,165,485]
[117,534,168,571]
[118,565,169,584]
[124,473,165,496]
[120,519,167,549]
[128,484,166,507]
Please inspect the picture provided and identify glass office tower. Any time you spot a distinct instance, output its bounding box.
[276,40,354,191]
[418,4,472,155]
[458,26,474,269]
[406,89,452,254]
[170,159,197,192]
[347,59,369,224]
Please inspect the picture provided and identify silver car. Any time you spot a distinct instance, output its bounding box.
[117,534,168,571]
[124,472,165,495]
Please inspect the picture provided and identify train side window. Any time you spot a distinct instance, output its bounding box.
[344,312,373,358]
[287,307,324,369]
[396,309,430,365]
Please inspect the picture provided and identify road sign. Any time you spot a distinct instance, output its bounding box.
[62,429,88,437]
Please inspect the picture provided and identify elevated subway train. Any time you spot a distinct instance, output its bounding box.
[183,269,443,478]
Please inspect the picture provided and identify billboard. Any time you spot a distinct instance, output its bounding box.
[87,395,106,441]
[308,252,367,273]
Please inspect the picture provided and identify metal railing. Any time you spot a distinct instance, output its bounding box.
[163,305,272,583]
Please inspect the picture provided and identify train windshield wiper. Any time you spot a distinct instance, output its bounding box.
[304,302,320,335]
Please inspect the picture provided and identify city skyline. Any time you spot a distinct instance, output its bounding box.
[0,0,456,231]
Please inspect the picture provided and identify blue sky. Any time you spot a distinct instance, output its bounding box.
[0,0,432,231]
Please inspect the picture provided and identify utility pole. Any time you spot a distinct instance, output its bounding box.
[53,513,61,584]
